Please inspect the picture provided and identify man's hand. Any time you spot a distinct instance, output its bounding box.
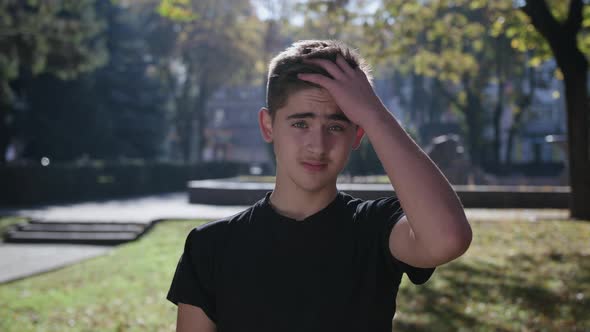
[297,55,387,128]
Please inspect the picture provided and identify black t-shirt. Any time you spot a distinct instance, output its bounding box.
[167,191,434,332]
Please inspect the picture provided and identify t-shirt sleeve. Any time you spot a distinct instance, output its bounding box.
[372,196,435,285]
[166,226,217,322]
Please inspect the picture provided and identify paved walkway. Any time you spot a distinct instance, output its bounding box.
[0,191,570,284]
[0,192,250,223]
[0,192,248,284]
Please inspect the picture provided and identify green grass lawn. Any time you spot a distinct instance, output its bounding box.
[0,216,28,235]
[1,218,589,331]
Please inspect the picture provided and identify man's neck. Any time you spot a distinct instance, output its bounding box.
[269,181,338,221]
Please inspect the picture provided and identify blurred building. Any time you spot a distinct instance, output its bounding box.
[202,85,270,166]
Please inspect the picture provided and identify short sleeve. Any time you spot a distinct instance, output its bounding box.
[166,227,217,322]
[373,196,435,285]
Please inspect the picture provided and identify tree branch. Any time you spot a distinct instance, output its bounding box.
[521,0,560,42]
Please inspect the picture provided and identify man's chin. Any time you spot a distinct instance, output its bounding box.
[294,177,337,194]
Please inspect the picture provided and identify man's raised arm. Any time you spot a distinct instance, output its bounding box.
[298,54,472,268]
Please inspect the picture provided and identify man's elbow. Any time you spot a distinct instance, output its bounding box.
[449,221,472,257]
[431,219,473,265]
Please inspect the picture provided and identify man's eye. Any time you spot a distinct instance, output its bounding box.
[329,125,344,132]
[292,121,308,128]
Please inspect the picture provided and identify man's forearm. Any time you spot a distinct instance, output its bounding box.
[362,106,471,254]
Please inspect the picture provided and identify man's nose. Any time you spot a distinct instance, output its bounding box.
[305,127,329,154]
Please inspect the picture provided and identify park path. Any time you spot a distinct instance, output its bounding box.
[0,191,569,284]
[0,192,249,224]
[0,192,248,284]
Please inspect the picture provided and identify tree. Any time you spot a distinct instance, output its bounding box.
[156,0,263,163]
[519,0,590,219]
[364,1,532,166]
[0,0,108,163]
[7,1,168,163]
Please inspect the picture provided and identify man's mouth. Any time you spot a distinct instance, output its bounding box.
[301,161,328,171]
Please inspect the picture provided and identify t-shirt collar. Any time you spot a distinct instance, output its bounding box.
[258,191,343,223]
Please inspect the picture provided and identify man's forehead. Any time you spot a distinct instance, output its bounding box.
[281,88,343,116]
[281,107,349,121]
[297,88,334,102]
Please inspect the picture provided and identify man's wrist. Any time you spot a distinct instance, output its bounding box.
[357,105,398,132]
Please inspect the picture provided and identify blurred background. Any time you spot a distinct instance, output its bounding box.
[1,0,588,211]
[1,2,589,331]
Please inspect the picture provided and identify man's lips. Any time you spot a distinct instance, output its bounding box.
[301,161,328,171]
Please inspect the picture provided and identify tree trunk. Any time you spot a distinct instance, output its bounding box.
[0,106,10,164]
[563,66,590,219]
[492,36,507,166]
[465,86,485,165]
[493,77,505,165]
[434,78,486,166]
[177,66,195,164]
[505,122,518,166]
[179,113,192,163]
[506,65,536,166]
[522,0,590,219]
[194,80,210,164]
[410,73,427,126]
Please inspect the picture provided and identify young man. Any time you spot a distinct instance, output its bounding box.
[167,40,472,331]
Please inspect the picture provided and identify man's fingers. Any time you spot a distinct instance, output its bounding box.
[297,73,334,89]
[303,58,346,80]
[335,54,356,76]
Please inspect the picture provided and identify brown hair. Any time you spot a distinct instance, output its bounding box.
[266,40,372,119]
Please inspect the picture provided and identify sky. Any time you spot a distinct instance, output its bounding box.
[252,0,381,25]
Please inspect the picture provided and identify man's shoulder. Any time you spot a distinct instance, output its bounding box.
[335,191,404,230]
[189,198,264,238]
[199,206,257,230]
[339,191,401,213]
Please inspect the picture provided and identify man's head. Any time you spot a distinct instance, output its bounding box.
[259,40,370,193]
[265,40,372,120]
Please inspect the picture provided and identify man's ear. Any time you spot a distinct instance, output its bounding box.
[352,126,365,150]
[258,107,273,143]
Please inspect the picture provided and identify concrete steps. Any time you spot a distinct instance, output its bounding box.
[3,220,150,245]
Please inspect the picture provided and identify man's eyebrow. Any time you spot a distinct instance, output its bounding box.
[286,112,351,123]
[327,113,351,123]
[286,112,316,120]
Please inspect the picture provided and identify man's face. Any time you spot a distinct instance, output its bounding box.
[259,88,364,193]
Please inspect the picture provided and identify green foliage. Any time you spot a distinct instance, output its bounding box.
[154,0,264,162]
[157,0,198,22]
[15,1,168,162]
[365,0,589,86]
[0,0,108,84]
[156,0,262,88]
[0,0,110,164]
